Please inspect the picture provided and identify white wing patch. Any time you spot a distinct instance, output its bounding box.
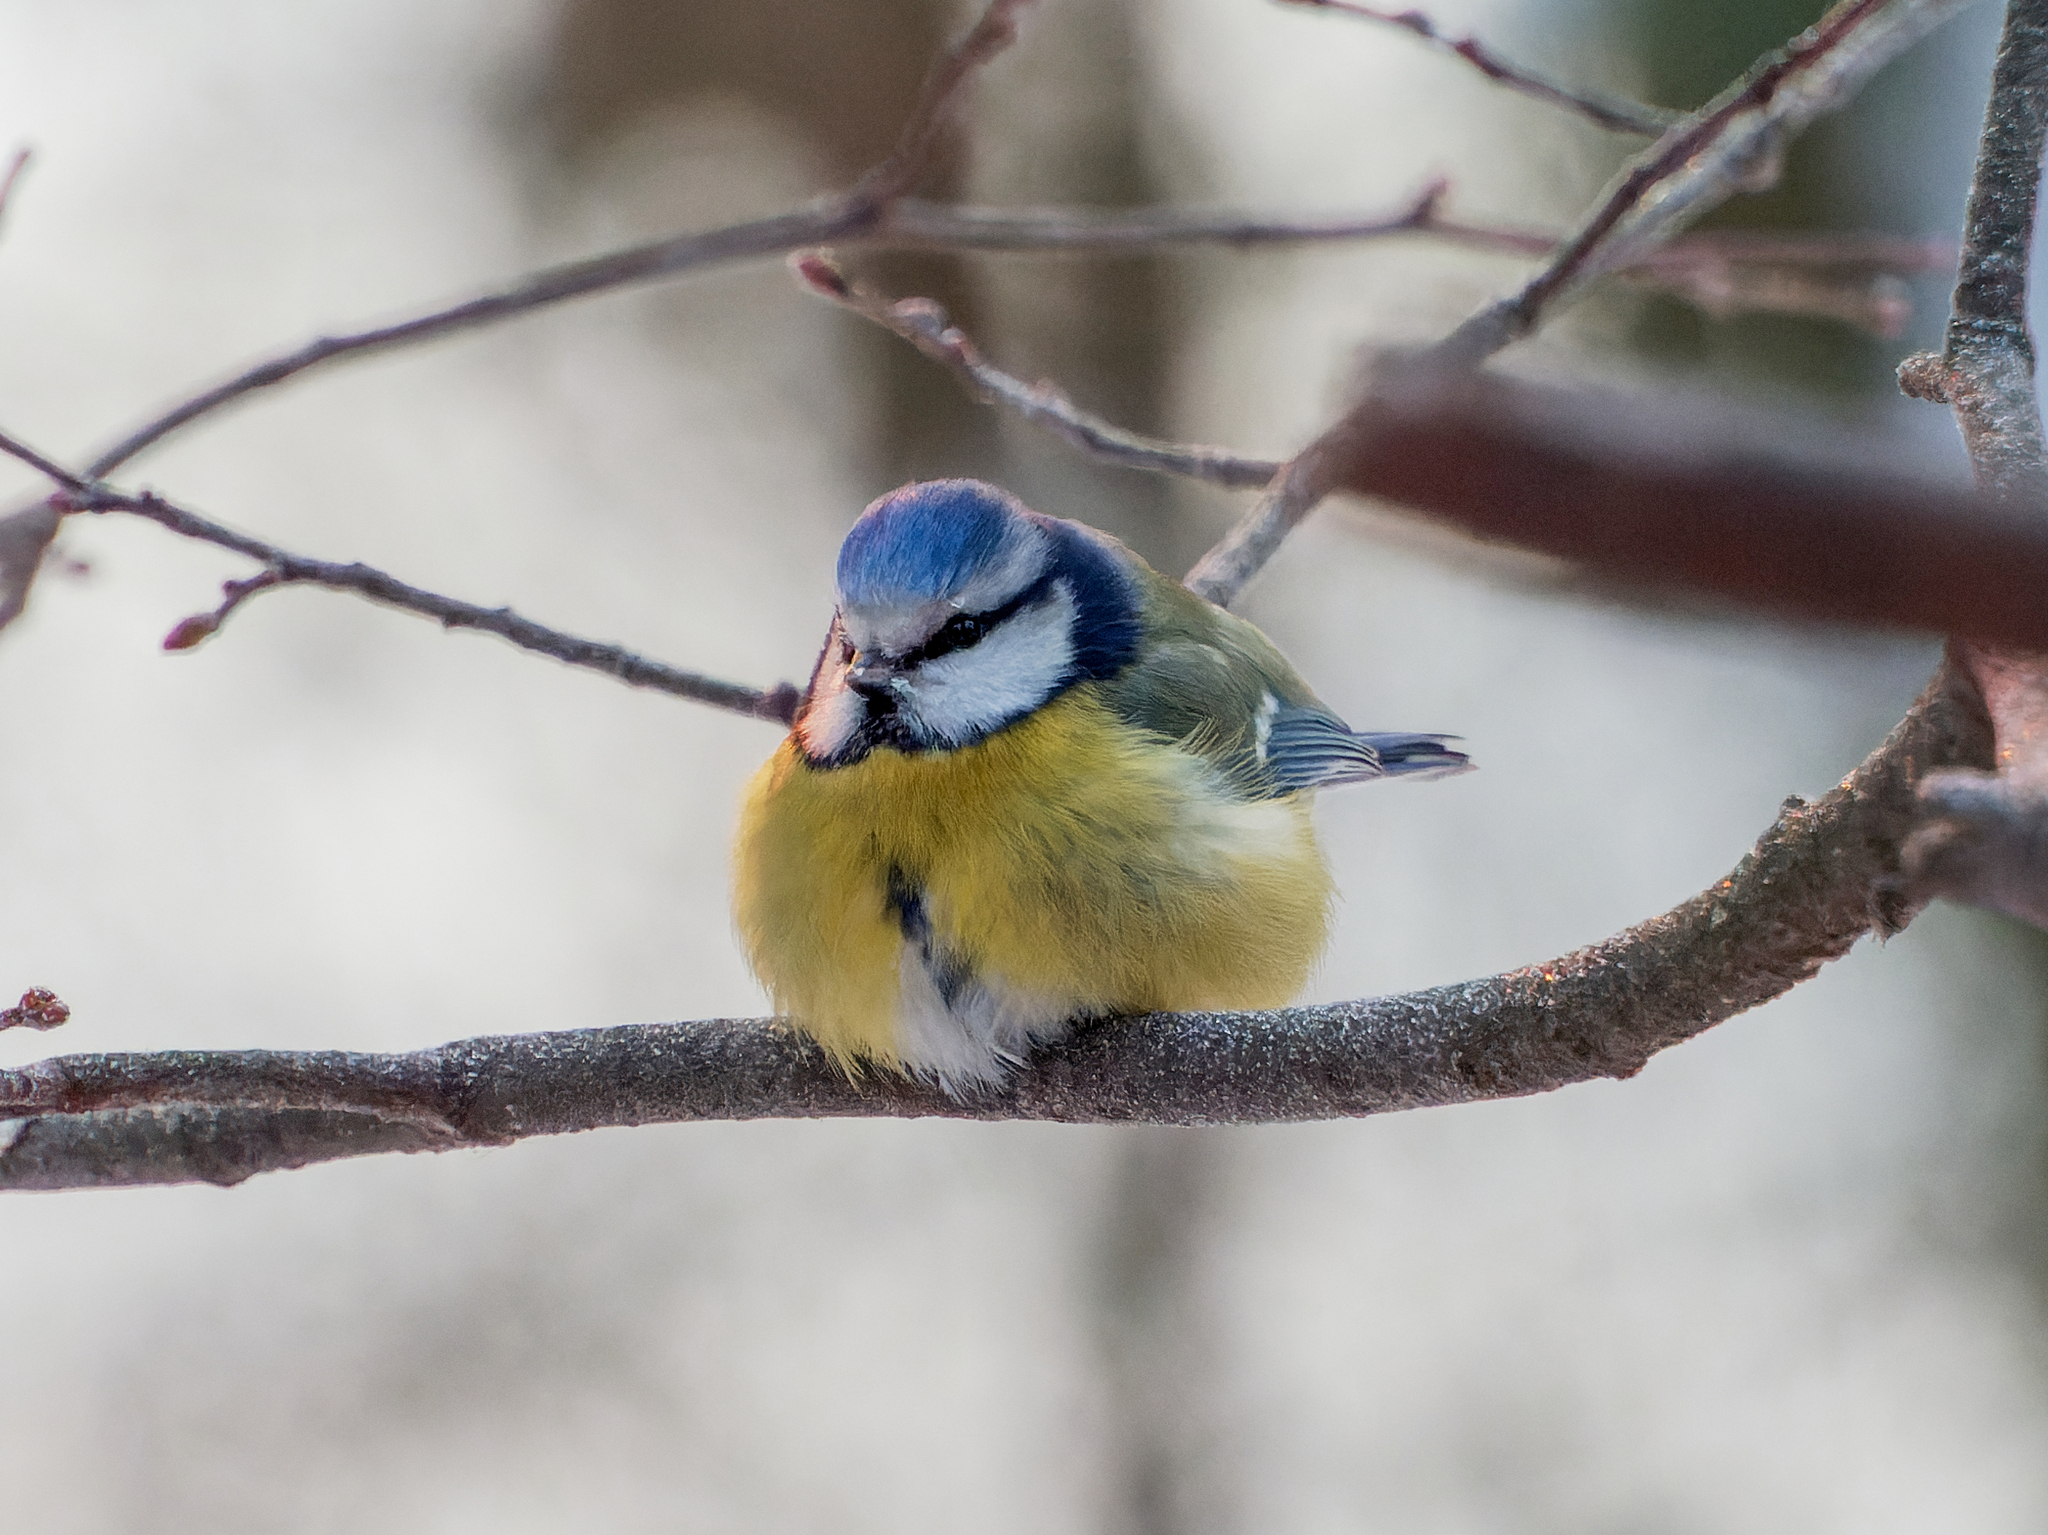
[1253,690,1279,763]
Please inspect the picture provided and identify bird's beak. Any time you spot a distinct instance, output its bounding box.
[846,653,903,697]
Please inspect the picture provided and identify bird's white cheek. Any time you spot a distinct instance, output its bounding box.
[797,670,864,759]
[903,588,1077,747]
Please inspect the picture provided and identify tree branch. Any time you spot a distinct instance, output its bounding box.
[0,427,799,722]
[60,191,1951,489]
[85,483,802,723]
[1438,0,1978,367]
[1190,0,1971,607]
[806,260,2048,645]
[0,663,1990,1189]
[1896,0,2048,926]
[1899,0,2048,500]
[70,191,1512,481]
[0,0,2018,1189]
[1275,0,1679,136]
[808,214,1956,505]
[1321,365,2048,649]
[793,255,1284,488]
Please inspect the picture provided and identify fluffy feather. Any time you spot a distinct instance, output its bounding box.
[735,687,1330,1089]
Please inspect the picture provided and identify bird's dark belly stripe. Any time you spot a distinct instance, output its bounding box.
[884,866,973,1007]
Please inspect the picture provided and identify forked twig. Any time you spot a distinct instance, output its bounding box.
[1193,0,1973,607]
[0,426,798,722]
[1277,0,1677,135]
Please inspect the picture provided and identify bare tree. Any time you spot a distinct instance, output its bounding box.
[0,0,2040,1189]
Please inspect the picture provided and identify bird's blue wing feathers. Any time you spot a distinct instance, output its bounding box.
[1264,706,1469,794]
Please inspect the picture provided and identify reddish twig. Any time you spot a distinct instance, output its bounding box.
[847,0,1038,210]
[1276,0,1677,135]
[0,989,69,1033]
[1323,365,2048,650]
[160,570,285,652]
[795,255,1283,488]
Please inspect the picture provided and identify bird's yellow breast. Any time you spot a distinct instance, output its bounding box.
[732,686,1332,1074]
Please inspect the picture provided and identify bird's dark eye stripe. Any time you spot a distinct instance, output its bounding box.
[896,576,1051,667]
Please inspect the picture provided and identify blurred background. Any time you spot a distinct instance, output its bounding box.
[2,0,2046,1529]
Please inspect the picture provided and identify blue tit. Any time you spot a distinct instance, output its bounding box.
[733,478,1467,1090]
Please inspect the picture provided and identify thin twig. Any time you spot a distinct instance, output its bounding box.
[1181,454,1328,605]
[82,1,1038,481]
[0,425,91,491]
[846,0,1038,210]
[0,989,68,1033]
[160,570,284,652]
[0,147,30,232]
[0,427,799,723]
[76,485,802,724]
[82,208,869,480]
[67,185,1952,485]
[1277,0,1678,136]
[794,255,1283,488]
[886,189,1472,249]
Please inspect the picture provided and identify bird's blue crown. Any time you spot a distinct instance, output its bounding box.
[836,480,1039,609]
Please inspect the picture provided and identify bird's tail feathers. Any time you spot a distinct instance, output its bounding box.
[1355,732,1472,779]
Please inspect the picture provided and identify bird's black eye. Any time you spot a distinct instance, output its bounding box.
[894,578,1050,668]
[905,610,992,665]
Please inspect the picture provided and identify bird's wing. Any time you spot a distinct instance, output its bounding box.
[1094,570,1468,797]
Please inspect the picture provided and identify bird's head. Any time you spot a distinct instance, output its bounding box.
[796,480,1140,764]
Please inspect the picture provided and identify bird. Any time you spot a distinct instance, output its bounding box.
[733,478,1467,1091]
